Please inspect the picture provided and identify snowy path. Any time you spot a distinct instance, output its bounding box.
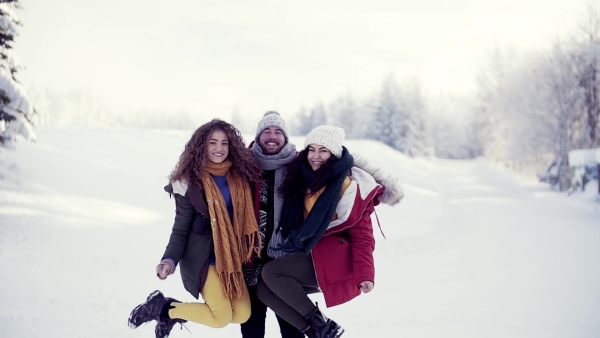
[0,127,599,338]
[376,159,600,338]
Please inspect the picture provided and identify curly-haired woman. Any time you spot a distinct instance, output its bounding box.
[128,119,262,338]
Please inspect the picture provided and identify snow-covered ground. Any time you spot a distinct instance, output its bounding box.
[1,126,599,338]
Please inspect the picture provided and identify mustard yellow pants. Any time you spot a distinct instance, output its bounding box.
[169,265,251,328]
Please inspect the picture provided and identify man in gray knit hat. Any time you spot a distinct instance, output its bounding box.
[241,111,303,338]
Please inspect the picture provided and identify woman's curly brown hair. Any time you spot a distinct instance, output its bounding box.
[169,119,260,186]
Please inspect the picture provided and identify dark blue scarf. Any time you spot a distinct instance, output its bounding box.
[277,147,354,254]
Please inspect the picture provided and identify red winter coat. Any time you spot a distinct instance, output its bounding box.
[310,166,385,308]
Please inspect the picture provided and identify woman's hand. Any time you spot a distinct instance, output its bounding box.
[359,281,374,293]
[156,259,175,280]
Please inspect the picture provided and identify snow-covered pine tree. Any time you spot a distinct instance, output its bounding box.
[308,101,327,128]
[289,102,328,138]
[329,92,363,139]
[0,0,35,149]
[396,78,433,157]
[367,73,403,151]
[288,104,311,136]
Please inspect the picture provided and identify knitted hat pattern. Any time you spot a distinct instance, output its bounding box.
[254,111,289,143]
[304,125,345,158]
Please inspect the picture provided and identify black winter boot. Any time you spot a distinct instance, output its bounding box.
[302,325,318,338]
[303,304,344,338]
[128,290,169,329]
[154,298,188,338]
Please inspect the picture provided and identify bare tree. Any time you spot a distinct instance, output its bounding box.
[571,3,600,147]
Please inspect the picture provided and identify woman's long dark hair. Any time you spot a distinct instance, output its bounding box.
[169,119,260,186]
[278,147,338,201]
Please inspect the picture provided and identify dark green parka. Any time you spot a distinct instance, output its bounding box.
[162,183,214,299]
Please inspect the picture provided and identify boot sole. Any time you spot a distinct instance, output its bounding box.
[333,327,345,338]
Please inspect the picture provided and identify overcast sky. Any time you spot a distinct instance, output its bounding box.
[14,0,589,121]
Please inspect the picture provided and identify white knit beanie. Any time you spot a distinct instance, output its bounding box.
[254,111,289,143]
[304,125,345,158]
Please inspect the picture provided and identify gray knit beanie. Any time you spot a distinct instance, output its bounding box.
[304,125,345,158]
[254,111,289,143]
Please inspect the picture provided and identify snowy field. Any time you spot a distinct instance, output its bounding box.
[1,126,599,338]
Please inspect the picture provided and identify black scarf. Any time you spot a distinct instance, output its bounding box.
[277,147,354,254]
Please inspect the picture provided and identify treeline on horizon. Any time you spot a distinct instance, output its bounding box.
[5,3,600,192]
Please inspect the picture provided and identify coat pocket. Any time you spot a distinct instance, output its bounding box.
[321,236,353,284]
[192,213,211,234]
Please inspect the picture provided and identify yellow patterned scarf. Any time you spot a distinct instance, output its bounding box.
[201,159,261,300]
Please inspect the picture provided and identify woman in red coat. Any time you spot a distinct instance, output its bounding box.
[257,125,403,338]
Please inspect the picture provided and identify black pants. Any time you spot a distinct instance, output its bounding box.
[256,254,321,331]
[241,284,304,338]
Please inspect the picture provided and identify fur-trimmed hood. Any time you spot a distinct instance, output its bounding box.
[353,154,404,206]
